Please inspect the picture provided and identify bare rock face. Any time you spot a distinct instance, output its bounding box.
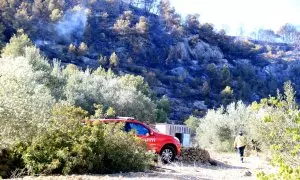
[171,38,224,63]
[176,42,190,61]
[181,38,224,61]
[170,67,187,76]
[194,41,223,61]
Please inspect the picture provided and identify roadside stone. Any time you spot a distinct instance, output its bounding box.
[244,171,252,176]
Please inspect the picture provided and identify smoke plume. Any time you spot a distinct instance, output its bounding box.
[55,6,88,43]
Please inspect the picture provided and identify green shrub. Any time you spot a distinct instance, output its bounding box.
[23,125,100,174]
[251,82,300,178]
[194,81,299,178]
[119,74,150,96]
[221,86,234,106]
[109,52,118,67]
[184,116,200,132]
[21,105,153,175]
[195,101,251,152]
[257,163,300,180]
[1,104,154,177]
[0,54,54,147]
[156,109,167,123]
[1,31,33,57]
[64,66,156,122]
[106,107,116,118]
[156,95,170,123]
[23,124,153,175]
[100,124,154,173]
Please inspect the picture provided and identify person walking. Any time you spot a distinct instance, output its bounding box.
[234,130,247,163]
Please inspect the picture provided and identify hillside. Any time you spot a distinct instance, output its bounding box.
[1,0,300,121]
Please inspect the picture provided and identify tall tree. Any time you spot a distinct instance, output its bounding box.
[159,0,183,38]
[256,29,278,42]
[109,52,119,67]
[277,23,298,43]
[185,14,200,34]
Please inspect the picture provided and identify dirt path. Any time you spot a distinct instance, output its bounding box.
[14,153,276,180]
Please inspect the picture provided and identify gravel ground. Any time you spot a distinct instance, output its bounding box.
[11,152,276,180]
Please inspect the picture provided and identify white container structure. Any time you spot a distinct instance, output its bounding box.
[155,123,192,147]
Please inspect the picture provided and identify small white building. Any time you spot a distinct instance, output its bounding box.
[155,123,192,147]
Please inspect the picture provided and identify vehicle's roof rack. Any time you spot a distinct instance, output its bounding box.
[116,116,135,120]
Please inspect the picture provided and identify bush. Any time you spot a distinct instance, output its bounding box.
[64,66,156,122]
[184,116,200,132]
[113,11,133,35]
[251,82,300,178]
[194,81,299,178]
[1,104,154,177]
[257,163,300,180]
[135,16,148,34]
[1,31,33,57]
[78,42,88,55]
[155,95,170,123]
[109,52,119,67]
[0,31,161,177]
[0,33,157,147]
[23,125,152,174]
[119,74,150,96]
[21,105,154,175]
[23,124,153,175]
[221,86,234,106]
[0,53,54,147]
[195,101,251,152]
[50,9,62,21]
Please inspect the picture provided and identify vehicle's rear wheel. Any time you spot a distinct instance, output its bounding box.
[160,146,176,164]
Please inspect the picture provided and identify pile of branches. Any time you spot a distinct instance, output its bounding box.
[180,147,211,163]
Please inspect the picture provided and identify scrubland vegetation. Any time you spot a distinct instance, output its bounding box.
[0,0,299,179]
[0,33,157,178]
[2,0,300,121]
[185,81,300,179]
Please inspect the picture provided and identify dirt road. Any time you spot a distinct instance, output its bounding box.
[15,152,276,180]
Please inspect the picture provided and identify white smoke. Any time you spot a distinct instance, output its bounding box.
[55,6,89,42]
[35,39,53,46]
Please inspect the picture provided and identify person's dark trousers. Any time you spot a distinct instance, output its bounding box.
[238,146,246,162]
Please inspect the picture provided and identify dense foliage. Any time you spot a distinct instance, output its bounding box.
[0,32,158,178]
[0,33,159,146]
[0,105,153,178]
[186,81,299,178]
[22,105,153,175]
[194,101,250,152]
[0,1,299,178]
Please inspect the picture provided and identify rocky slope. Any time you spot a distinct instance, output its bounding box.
[1,0,300,121]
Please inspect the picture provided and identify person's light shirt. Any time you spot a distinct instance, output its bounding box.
[234,135,246,148]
